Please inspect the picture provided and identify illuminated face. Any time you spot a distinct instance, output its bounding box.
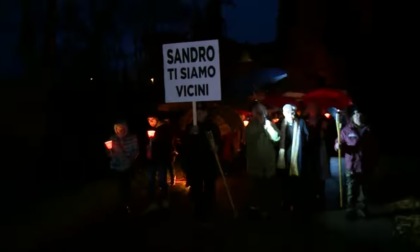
[351,110,363,126]
[148,117,158,128]
[283,106,296,122]
[197,109,208,122]
[114,124,127,138]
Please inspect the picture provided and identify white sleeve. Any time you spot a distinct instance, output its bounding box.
[264,120,280,142]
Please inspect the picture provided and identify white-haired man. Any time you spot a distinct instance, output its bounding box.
[276,104,309,212]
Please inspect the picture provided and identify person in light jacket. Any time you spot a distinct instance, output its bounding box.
[107,121,139,213]
[245,102,280,218]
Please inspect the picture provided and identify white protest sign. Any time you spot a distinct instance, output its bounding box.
[162,40,221,103]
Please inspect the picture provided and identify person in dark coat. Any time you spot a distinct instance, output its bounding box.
[276,104,309,212]
[182,103,222,221]
[144,114,175,213]
[304,103,334,210]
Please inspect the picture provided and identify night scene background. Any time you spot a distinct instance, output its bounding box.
[0,0,419,251]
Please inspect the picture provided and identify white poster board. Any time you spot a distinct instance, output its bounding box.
[162,39,221,103]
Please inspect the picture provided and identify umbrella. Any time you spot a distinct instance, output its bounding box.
[303,88,352,110]
[229,67,288,96]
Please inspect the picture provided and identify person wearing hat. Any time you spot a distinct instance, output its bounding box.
[335,105,377,219]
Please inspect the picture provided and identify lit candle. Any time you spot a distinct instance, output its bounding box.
[243,120,249,127]
[324,113,331,119]
[105,140,113,150]
[147,130,156,139]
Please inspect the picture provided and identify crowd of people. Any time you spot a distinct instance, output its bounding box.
[105,101,377,222]
[245,102,377,220]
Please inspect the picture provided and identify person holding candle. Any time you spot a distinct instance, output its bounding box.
[107,121,139,213]
[144,114,175,212]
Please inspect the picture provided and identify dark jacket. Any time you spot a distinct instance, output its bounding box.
[182,120,222,171]
[150,123,174,163]
[337,122,377,174]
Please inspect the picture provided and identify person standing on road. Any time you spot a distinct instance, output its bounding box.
[144,114,175,213]
[335,105,377,219]
[303,103,333,210]
[245,102,280,219]
[182,103,222,222]
[276,104,309,212]
[107,121,139,213]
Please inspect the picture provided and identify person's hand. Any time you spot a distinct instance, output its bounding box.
[264,119,271,129]
[190,125,199,135]
[112,142,122,153]
[334,142,340,151]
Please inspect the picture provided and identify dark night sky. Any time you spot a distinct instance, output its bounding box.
[223,0,278,44]
[0,0,280,78]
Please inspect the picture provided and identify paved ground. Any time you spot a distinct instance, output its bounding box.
[29,173,416,251]
[3,158,419,252]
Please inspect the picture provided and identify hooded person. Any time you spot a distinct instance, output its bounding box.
[245,102,280,218]
[108,120,139,213]
[335,105,377,219]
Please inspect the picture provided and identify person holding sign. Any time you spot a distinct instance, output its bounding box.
[106,121,139,213]
[182,103,222,221]
[245,103,281,219]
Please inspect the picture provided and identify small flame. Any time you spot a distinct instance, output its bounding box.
[243,120,249,127]
[324,113,331,119]
[147,130,156,138]
[104,140,112,150]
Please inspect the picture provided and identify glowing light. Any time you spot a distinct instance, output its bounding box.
[90,77,93,81]
[272,73,288,82]
[272,118,279,123]
[147,130,156,139]
[324,113,331,119]
[243,120,249,127]
[150,78,154,83]
[167,175,190,191]
[104,140,112,150]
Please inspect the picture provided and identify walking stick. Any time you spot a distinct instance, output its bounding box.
[206,131,238,218]
[335,111,343,208]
